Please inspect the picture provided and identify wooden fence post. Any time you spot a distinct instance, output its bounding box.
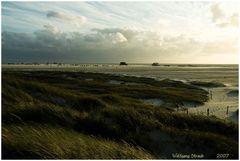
[226,106,229,115]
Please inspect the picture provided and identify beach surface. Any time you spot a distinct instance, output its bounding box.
[3,64,238,122]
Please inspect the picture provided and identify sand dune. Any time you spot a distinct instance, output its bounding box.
[183,86,238,122]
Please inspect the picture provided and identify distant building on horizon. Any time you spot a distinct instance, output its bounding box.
[120,62,128,65]
[152,62,160,66]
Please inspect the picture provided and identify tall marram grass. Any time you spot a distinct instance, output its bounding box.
[2,125,155,159]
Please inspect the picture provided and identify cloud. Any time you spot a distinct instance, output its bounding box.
[84,33,103,42]
[217,13,239,28]
[2,31,36,48]
[230,13,239,27]
[211,2,224,22]
[43,24,61,34]
[83,30,128,44]
[47,11,86,27]
[92,28,142,41]
[210,3,238,28]
[2,26,238,64]
[109,32,128,44]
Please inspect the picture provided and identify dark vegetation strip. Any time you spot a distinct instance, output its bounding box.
[2,71,238,159]
[189,81,226,87]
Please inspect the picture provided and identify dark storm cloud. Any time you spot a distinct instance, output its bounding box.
[2,27,130,63]
[2,26,237,64]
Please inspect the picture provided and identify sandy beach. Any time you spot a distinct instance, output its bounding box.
[2,64,238,122]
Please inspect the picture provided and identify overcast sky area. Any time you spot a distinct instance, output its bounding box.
[2,1,239,64]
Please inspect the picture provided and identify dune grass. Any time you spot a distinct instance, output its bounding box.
[2,125,154,159]
[2,71,238,159]
[189,81,226,88]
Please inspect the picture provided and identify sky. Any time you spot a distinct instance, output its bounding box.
[1,1,239,64]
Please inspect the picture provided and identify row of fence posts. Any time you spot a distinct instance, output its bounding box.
[184,106,229,116]
[178,89,230,116]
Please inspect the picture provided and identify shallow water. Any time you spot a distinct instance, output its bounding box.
[109,80,124,85]
[141,98,163,106]
[227,90,238,97]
